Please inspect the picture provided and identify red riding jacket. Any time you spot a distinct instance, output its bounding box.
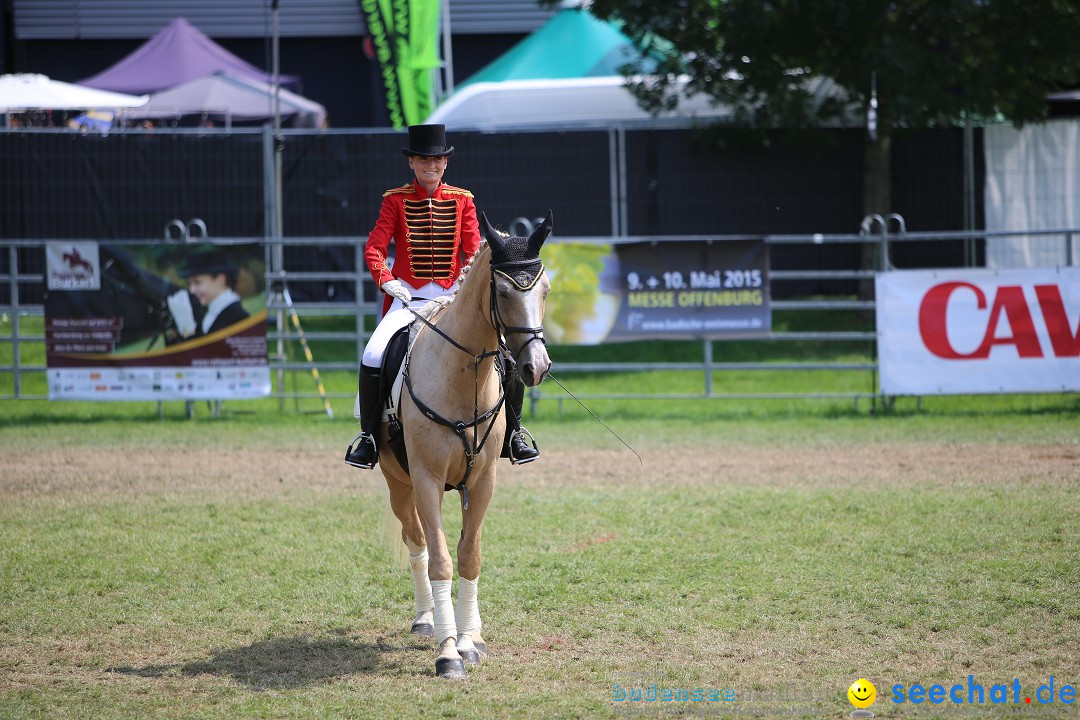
[364,180,482,312]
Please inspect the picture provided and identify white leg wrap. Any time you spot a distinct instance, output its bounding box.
[430,579,457,644]
[454,576,482,637]
[409,550,434,613]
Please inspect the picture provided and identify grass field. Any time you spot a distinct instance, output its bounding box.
[2,392,1079,720]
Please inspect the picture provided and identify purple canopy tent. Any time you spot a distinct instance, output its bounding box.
[78,17,299,95]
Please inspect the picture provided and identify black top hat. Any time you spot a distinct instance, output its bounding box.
[401,124,454,158]
[181,250,235,277]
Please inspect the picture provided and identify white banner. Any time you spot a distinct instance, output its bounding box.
[877,267,1080,395]
[47,366,271,401]
[984,121,1080,268]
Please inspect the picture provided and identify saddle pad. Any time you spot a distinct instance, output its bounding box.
[383,297,450,423]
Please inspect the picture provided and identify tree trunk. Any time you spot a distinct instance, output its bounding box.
[860,129,891,299]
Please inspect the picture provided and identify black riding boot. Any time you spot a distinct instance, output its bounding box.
[502,375,539,465]
[345,364,382,469]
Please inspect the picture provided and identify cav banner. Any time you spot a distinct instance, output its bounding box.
[876,267,1080,395]
[542,239,770,344]
[45,242,270,401]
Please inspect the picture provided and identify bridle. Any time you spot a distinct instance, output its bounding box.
[401,253,546,509]
[489,257,547,368]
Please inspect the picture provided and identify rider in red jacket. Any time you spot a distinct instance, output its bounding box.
[345,124,540,470]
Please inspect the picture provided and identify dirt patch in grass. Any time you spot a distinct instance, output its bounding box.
[2,442,1077,502]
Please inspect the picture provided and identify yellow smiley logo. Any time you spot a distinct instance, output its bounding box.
[848,678,877,709]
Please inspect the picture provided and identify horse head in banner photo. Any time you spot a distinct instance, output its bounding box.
[45,243,184,350]
[377,210,553,679]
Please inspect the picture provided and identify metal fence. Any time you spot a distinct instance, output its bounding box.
[5,224,1077,409]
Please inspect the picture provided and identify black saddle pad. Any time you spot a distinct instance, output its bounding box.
[382,324,412,474]
[381,324,411,388]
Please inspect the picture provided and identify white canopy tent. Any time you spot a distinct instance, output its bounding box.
[425,76,730,131]
[118,71,326,128]
[0,73,148,113]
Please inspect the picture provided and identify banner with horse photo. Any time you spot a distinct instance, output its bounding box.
[44,242,270,401]
[542,239,770,344]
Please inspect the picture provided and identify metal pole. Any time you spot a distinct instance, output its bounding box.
[608,128,620,236]
[703,339,713,397]
[9,245,20,398]
[272,0,283,240]
[271,1,286,409]
[963,112,976,266]
[618,126,629,237]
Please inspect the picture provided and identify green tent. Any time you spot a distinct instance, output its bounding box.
[457,7,655,90]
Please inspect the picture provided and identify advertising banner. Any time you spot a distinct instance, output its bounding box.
[361,0,440,129]
[876,267,1080,395]
[542,239,770,344]
[45,242,270,401]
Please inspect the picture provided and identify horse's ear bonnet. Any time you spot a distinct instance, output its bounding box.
[480,210,552,291]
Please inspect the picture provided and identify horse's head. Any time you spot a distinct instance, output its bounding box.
[480,210,553,387]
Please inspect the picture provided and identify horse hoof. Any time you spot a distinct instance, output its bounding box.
[435,656,467,680]
[459,648,481,666]
[410,622,434,637]
[473,641,488,656]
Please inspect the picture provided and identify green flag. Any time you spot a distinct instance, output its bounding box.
[361,0,440,128]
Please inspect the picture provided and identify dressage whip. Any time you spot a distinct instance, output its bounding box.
[545,373,642,466]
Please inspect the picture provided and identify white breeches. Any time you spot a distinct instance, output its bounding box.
[361,280,457,367]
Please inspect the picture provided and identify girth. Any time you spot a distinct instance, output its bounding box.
[401,355,505,510]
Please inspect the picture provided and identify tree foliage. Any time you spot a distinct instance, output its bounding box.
[570,0,1080,130]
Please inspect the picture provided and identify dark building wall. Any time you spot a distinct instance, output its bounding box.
[1,126,980,240]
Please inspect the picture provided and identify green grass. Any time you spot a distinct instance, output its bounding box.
[2,465,1078,718]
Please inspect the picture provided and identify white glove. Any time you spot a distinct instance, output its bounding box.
[381,279,412,304]
[166,289,197,338]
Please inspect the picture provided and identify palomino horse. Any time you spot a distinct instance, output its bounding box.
[378,210,553,679]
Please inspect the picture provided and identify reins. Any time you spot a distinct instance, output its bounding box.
[402,273,513,511]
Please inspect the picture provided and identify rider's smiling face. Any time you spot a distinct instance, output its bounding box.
[409,154,448,189]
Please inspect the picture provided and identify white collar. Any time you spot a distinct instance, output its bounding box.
[202,288,241,334]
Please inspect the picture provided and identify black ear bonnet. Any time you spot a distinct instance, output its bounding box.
[480,211,552,291]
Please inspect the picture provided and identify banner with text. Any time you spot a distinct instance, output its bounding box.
[45,242,270,401]
[876,267,1080,395]
[542,239,770,344]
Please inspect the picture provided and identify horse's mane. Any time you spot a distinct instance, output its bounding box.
[455,238,494,288]
[409,239,494,344]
